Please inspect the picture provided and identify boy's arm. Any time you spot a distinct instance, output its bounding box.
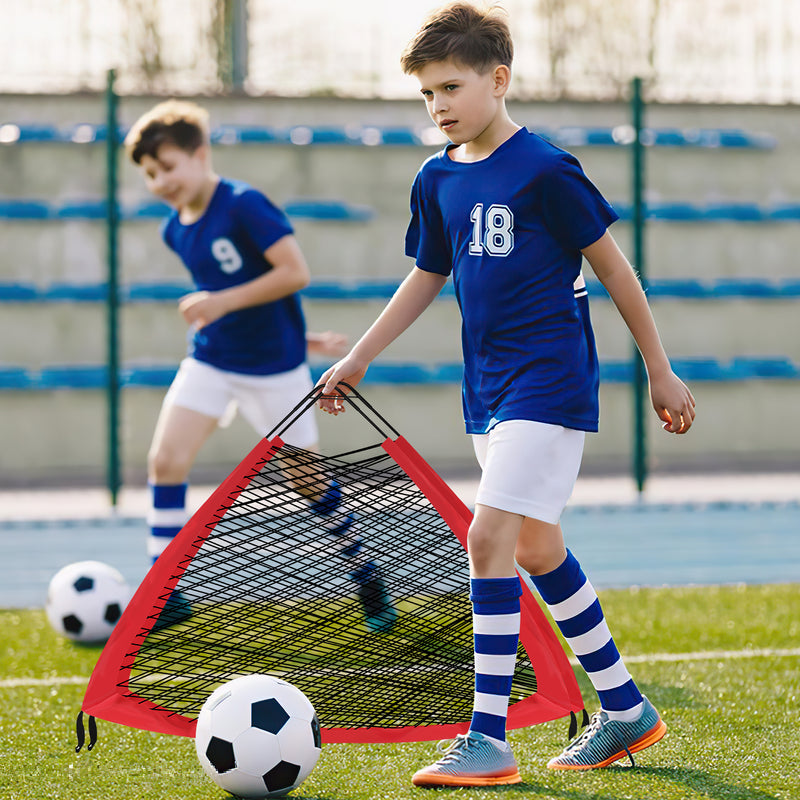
[306,331,349,358]
[178,235,310,329]
[317,266,448,413]
[582,231,696,434]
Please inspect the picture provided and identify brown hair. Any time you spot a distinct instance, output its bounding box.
[124,99,210,164]
[400,2,513,75]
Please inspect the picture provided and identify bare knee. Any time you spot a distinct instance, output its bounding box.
[467,508,521,577]
[515,520,566,576]
[467,521,497,573]
[147,443,192,484]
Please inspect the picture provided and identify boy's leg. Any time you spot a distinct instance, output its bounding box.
[147,403,218,563]
[522,537,666,768]
[147,361,227,629]
[235,366,396,632]
[412,504,522,787]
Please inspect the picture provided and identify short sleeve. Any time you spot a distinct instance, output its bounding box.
[405,171,452,276]
[539,154,619,251]
[234,188,294,254]
[160,214,177,251]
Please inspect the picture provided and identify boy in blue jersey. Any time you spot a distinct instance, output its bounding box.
[319,3,695,787]
[124,100,397,634]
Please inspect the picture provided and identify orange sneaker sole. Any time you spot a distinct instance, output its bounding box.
[412,769,522,787]
[548,718,667,771]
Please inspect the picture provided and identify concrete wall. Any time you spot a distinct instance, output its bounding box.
[1,93,798,485]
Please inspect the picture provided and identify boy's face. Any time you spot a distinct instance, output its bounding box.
[138,143,210,210]
[414,59,504,146]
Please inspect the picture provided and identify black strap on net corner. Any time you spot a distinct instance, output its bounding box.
[266,381,401,443]
[75,711,97,752]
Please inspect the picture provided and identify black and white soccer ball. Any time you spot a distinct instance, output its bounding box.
[195,674,322,799]
[45,560,131,643]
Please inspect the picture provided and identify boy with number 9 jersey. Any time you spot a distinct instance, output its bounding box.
[125,101,397,635]
[319,2,696,787]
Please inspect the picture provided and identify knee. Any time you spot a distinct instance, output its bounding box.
[147,444,191,484]
[467,520,504,574]
[515,535,566,577]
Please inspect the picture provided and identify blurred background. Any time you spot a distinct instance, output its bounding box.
[5,0,800,101]
[1,0,799,493]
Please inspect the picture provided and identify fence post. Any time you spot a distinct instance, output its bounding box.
[631,76,648,493]
[105,69,121,506]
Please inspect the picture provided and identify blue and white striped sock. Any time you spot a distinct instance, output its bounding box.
[529,549,643,721]
[309,481,372,582]
[469,576,522,743]
[148,483,189,565]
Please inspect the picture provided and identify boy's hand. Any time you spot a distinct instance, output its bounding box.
[178,291,229,330]
[316,355,369,415]
[650,370,696,434]
[307,331,349,358]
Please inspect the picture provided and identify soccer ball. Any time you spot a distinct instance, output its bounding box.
[195,674,322,799]
[45,560,131,643]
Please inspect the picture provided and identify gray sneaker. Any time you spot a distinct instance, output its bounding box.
[411,731,521,787]
[548,696,666,770]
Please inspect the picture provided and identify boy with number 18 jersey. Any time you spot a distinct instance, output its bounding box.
[319,3,695,787]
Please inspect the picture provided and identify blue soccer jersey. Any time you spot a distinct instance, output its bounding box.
[405,128,618,434]
[162,178,307,375]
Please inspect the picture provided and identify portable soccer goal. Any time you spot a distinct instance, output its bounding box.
[80,385,583,747]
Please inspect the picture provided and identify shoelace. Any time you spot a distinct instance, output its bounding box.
[565,711,636,766]
[435,734,481,764]
[565,712,604,751]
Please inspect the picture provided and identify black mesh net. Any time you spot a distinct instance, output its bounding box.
[122,437,539,734]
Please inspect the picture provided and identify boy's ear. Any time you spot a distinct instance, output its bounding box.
[492,64,512,97]
[195,142,212,166]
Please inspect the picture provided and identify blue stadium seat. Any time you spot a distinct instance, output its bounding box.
[62,123,104,143]
[0,367,32,389]
[0,199,52,219]
[123,366,179,387]
[46,283,108,302]
[647,279,708,298]
[302,280,402,300]
[599,361,633,383]
[127,200,171,219]
[650,128,689,147]
[766,203,800,221]
[712,279,782,297]
[12,124,60,142]
[300,127,349,144]
[730,357,799,379]
[38,366,106,389]
[124,283,189,302]
[671,358,731,381]
[235,127,288,144]
[374,127,420,146]
[283,199,373,221]
[0,283,39,301]
[56,200,107,219]
[703,202,765,221]
[647,202,705,221]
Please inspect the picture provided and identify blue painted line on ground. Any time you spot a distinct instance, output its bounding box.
[1,503,797,608]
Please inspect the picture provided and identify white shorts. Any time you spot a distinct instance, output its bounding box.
[471,420,585,524]
[163,357,319,448]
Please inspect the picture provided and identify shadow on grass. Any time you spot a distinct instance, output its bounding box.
[463,766,782,800]
[278,796,339,800]
[635,766,780,800]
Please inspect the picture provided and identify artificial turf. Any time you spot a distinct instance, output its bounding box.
[1,583,798,800]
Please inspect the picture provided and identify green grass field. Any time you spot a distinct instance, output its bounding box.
[2,583,798,800]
